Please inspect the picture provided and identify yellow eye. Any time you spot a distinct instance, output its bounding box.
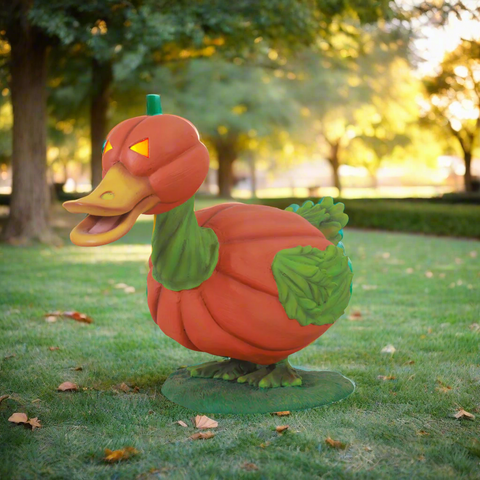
[103,140,113,154]
[129,138,149,158]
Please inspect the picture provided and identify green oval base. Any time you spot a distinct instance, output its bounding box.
[161,367,355,414]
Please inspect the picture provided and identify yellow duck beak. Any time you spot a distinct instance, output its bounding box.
[63,163,159,246]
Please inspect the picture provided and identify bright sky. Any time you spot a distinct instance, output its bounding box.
[408,1,480,76]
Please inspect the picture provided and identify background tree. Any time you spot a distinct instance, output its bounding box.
[167,60,297,197]
[423,39,480,192]
[288,24,412,194]
[0,0,393,242]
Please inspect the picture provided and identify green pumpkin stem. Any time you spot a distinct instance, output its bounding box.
[146,94,162,115]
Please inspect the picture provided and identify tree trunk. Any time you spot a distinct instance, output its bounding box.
[90,59,113,189]
[328,142,342,196]
[215,138,237,198]
[463,150,473,192]
[247,151,256,198]
[2,18,51,243]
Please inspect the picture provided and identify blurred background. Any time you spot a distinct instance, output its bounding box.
[0,0,479,242]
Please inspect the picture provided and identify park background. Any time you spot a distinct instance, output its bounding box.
[0,1,479,479]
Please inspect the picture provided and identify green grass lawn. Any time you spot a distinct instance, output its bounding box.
[1,206,479,479]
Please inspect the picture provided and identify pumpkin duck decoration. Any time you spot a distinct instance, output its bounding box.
[64,95,354,412]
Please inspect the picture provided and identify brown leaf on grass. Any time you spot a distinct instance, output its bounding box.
[26,417,42,430]
[242,462,259,471]
[194,415,218,429]
[454,408,475,420]
[348,310,363,321]
[417,430,429,436]
[4,354,16,360]
[124,286,136,293]
[404,360,415,365]
[48,346,60,351]
[275,425,289,433]
[377,375,395,381]
[71,366,83,371]
[274,411,290,416]
[118,382,131,393]
[0,394,10,404]
[57,381,79,392]
[259,441,271,448]
[64,311,93,324]
[8,412,41,430]
[325,437,347,450]
[436,386,452,393]
[189,431,215,440]
[104,447,139,463]
[44,311,93,324]
[8,412,28,424]
[176,420,188,428]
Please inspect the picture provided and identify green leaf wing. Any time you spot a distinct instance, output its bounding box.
[285,197,348,245]
[272,245,353,327]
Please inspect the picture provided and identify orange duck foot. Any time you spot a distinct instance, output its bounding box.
[187,358,258,381]
[237,359,302,388]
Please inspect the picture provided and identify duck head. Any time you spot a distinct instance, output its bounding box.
[63,95,210,246]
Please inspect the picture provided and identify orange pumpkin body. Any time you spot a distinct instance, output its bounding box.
[147,203,334,365]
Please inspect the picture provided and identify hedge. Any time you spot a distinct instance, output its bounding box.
[244,197,480,239]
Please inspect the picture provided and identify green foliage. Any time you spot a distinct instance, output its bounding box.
[247,197,480,239]
[272,244,353,326]
[423,39,480,159]
[286,197,348,245]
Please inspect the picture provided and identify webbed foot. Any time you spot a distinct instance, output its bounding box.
[237,358,302,388]
[187,358,258,381]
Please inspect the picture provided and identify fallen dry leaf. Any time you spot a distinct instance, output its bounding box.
[124,286,136,293]
[242,462,259,471]
[454,408,475,421]
[259,441,271,448]
[0,394,10,404]
[348,310,363,321]
[275,425,289,433]
[377,375,395,381]
[325,437,347,450]
[176,420,188,428]
[45,311,93,324]
[27,417,42,430]
[118,383,131,393]
[417,430,429,436]
[8,412,28,424]
[194,415,218,429]
[274,411,291,416]
[8,412,41,430]
[190,431,215,440]
[104,447,139,463]
[57,381,79,392]
[404,360,415,365]
[48,346,60,351]
[71,366,83,371]
[436,386,452,393]
[381,344,396,354]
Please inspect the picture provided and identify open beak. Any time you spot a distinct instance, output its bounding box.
[63,163,159,246]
